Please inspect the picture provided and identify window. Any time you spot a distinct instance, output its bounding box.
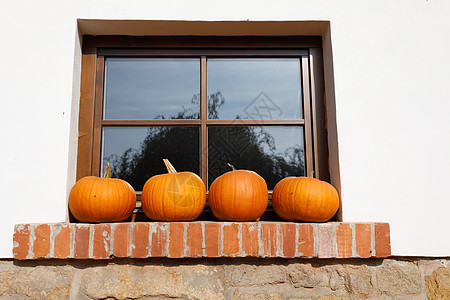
[77,36,329,221]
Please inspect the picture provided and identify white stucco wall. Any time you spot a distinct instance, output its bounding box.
[1,0,449,257]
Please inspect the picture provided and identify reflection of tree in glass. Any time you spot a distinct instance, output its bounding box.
[106,90,304,191]
[208,126,304,189]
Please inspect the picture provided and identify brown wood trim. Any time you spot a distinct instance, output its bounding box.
[310,51,320,179]
[91,55,105,177]
[200,56,208,184]
[205,119,305,126]
[301,56,314,177]
[83,35,322,49]
[76,49,97,181]
[101,119,305,126]
[98,49,309,57]
[102,119,202,126]
[309,48,329,182]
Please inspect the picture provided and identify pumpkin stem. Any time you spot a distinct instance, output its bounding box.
[227,163,237,171]
[308,170,315,178]
[163,159,177,174]
[103,162,111,179]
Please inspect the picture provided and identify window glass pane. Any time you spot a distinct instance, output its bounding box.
[102,126,200,191]
[208,126,305,189]
[104,59,200,120]
[207,59,302,120]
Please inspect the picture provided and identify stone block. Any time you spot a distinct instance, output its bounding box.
[426,267,450,299]
[223,264,286,286]
[0,263,73,299]
[374,259,421,296]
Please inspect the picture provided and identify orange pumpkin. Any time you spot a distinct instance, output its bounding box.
[272,173,339,222]
[69,163,136,223]
[208,164,268,221]
[141,159,206,221]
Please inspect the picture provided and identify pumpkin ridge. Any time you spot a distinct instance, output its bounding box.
[189,176,200,220]
[147,178,156,219]
[304,178,312,221]
[162,175,169,221]
[232,170,237,221]
[97,178,105,222]
[126,181,135,219]
[70,179,82,220]
[320,181,326,221]
[87,178,96,222]
[116,180,126,220]
[152,177,160,220]
[219,173,227,220]
[84,178,93,222]
[287,179,295,220]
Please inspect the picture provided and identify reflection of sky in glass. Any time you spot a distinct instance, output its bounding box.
[260,126,304,155]
[207,59,302,119]
[104,59,200,119]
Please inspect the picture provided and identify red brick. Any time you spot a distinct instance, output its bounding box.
[186,222,202,257]
[355,223,371,258]
[260,223,277,257]
[13,224,30,260]
[168,223,184,258]
[280,223,296,258]
[317,224,334,258]
[74,225,91,259]
[132,223,149,258]
[33,224,50,258]
[204,222,220,257]
[223,223,240,257]
[336,223,352,258]
[113,223,130,258]
[93,224,111,259]
[151,223,168,257]
[54,225,71,259]
[375,223,391,257]
[298,224,314,256]
[242,223,259,256]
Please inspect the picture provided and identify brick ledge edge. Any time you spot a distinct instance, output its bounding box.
[13,222,391,260]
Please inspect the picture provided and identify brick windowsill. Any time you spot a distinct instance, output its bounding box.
[13,222,391,260]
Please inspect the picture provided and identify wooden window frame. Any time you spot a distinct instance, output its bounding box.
[77,35,329,221]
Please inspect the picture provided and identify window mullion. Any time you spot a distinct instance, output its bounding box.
[200,56,208,185]
[92,55,105,177]
[301,56,314,177]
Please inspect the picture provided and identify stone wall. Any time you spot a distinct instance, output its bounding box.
[1,257,448,299]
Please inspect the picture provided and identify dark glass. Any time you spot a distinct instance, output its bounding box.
[104,58,200,120]
[208,126,305,189]
[102,126,200,191]
[207,59,302,120]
